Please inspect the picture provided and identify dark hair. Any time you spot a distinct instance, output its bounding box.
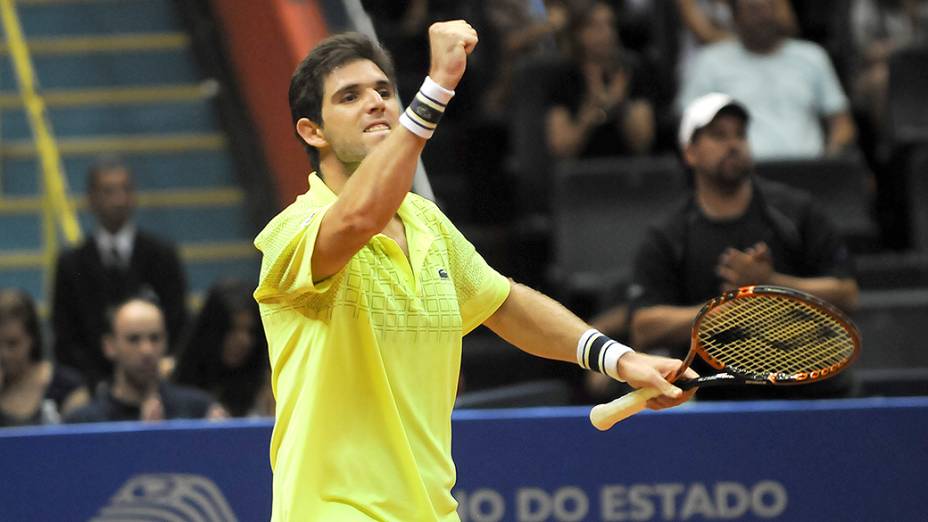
[288,32,397,171]
[564,0,619,62]
[86,154,131,194]
[0,289,44,362]
[172,279,268,416]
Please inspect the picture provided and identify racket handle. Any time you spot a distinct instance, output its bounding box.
[590,387,662,431]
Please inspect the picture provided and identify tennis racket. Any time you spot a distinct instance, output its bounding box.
[590,285,861,431]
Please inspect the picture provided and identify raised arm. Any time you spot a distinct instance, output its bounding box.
[308,21,478,281]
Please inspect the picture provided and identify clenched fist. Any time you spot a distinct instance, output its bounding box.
[427,20,478,91]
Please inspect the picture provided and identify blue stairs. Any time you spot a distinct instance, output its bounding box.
[0,0,260,311]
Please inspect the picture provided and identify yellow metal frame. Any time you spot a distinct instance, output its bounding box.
[0,0,82,299]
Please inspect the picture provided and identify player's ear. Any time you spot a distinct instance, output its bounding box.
[297,118,327,149]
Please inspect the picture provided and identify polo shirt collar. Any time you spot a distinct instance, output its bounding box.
[307,172,337,206]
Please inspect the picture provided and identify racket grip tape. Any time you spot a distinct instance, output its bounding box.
[589,387,663,431]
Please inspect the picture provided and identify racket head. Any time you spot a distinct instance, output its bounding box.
[679,285,861,386]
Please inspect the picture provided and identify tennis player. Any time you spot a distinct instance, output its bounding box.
[253,21,697,521]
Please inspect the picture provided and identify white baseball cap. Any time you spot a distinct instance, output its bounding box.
[678,93,749,149]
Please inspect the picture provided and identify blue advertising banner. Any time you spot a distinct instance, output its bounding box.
[0,419,273,521]
[451,398,928,521]
[0,397,925,521]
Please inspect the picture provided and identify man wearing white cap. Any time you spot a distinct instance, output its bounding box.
[625,92,860,400]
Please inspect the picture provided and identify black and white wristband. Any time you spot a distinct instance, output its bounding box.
[577,328,634,381]
[399,76,454,139]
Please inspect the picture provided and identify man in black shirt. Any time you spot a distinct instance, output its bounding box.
[627,92,860,400]
[65,297,225,423]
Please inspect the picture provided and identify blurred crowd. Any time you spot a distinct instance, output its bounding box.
[3,0,927,427]
[365,0,927,248]
[1,159,272,428]
[363,0,928,402]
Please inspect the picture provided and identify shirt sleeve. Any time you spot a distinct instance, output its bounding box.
[799,202,855,279]
[677,46,718,112]
[440,214,511,335]
[811,44,850,116]
[254,203,338,302]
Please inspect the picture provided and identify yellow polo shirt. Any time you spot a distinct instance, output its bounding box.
[254,174,511,521]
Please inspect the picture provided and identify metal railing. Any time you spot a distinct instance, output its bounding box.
[0,0,82,300]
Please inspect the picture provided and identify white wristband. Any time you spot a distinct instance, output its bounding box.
[399,76,455,139]
[603,340,634,381]
[577,328,598,369]
[400,112,434,139]
[422,75,455,105]
[577,328,635,382]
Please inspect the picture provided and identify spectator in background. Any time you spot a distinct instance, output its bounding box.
[52,156,187,389]
[545,0,657,159]
[173,279,273,418]
[675,0,797,82]
[0,289,89,427]
[360,0,459,104]
[65,297,225,423]
[479,0,567,118]
[850,0,928,144]
[848,0,928,250]
[602,93,859,401]
[678,0,856,160]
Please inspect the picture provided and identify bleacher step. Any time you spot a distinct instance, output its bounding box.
[0,32,188,55]
[0,83,212,108]
[0,132,225,158]
[6,0,183,37]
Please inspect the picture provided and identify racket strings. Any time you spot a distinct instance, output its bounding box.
[697,296,854,375]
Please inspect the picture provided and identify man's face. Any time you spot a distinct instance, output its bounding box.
[734,0,781,51]
[89,167,136,233]
[685,113,752,189]
[105,301,166,390]
[317,59,401,166]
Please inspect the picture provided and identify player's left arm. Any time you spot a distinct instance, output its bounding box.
[482,281,694,406]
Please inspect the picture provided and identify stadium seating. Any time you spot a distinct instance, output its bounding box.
[906,146,928,251]
[856,368,928,397]
[507,55,570,217]
[549,155,686,305]
[855,250,928,289]
[0,0,259,308]
[853,288,928,369]
[754,156,880,252]
[888,46,928,145]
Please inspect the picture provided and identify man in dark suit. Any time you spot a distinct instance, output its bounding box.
[52,157,187,389]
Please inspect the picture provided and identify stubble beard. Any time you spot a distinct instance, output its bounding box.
[333,142,366,174]
[710,155,752,194]
[333,131,391,175]
[124,364,159,397]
